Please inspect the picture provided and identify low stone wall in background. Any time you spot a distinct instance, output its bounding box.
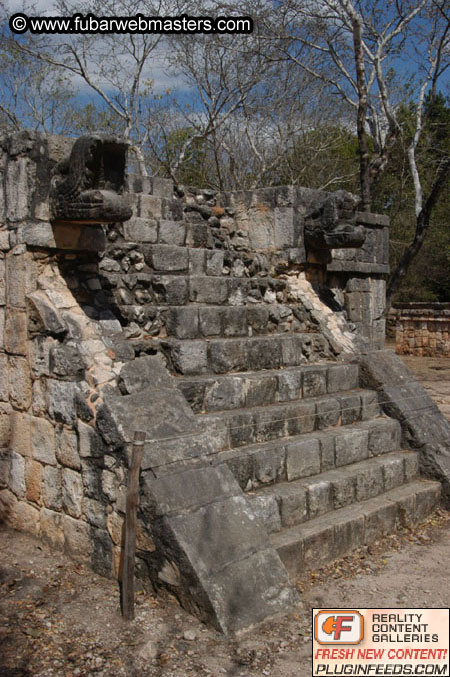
[393,303,450,357]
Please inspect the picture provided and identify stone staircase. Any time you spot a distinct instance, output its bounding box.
[117,193,441,582]
[174,360,440,576]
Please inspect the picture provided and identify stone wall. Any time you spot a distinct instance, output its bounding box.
[0,131,145,579]
[393,303,450,357]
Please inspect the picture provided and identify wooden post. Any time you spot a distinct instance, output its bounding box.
[121,430,146,620]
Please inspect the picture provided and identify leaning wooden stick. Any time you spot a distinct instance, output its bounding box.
[122,430,146,621]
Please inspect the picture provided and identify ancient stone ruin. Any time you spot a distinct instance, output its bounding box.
[393,303,450,357]
[1,131,450,634]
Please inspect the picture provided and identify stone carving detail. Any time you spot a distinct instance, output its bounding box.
[50,134,132,224]
[304,190,366,250]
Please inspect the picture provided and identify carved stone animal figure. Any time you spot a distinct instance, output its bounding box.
[50,134,132,224]
[304,189,366,250]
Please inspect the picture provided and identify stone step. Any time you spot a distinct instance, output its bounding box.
[248,450,419,533]
[202,390,384,453]
[271,479,441,576]
[176,363,359,412]
[103,270,292,309]
[210,416,401,491]
[123,303,311,340]
[161,333,332,375]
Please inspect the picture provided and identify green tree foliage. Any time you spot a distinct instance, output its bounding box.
[374,93,450,302]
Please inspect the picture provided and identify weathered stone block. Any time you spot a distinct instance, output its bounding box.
[279,486,308,526]
[170,340,208,375]
[6,157,35,222]
[77,421,104,459]
[56,426,81,470]
[190,277,228,304]
[331,472,356,509]
[158,220,186,246]
[27,290,67,336]
[80,459,102,498]
[138,194,163,220]
[363,498,397,543]
[106,510,124,545]
[152,177,173,199]
[278,370,302,402]
[166,495,266,574]
[83,497,106,528]
[40,507,64,550]
[382,456,405,491]
[91,527,113,577]
[152,275,188,305]
[340,393,361,425]
[280,335,306,367]
[166,307,199,339]
[206,251,224,276]
[9,450,26,498]
[247,306,270,334]
[286,401,316,436]
[47,380,77,423]
[198,307,222,338]
[360,390,380,420]
[320,434,335,471]
[250,495,281,533]
[316,397,340,429]
[254,407,285,443]
[28,336,52,377]
[124,216,157,243]
[4,308,27,355]
[222,307,247,337]
[303,368,327,398]
[210,340,247,374]
[364,419,400,455]
[31,417,56,465]
[188,248,206,275]
[64,515,93,561]
[150,244,188,273]
[302,522,334,567]
[0,259,5,306]
[6,250,26,307]
[102,469,118,502]
[2,491,40,536]
[335,429,368,467]
[204,378,243,412]
[274,207,295,248]
[0,402,12,449]
[50,344,85,379]
[62,468,83,518]
[245,375,277,408]
[355,463,384,501]
[0,352,8,401]
[8,356,32,410]
[248,337,281,371]
[331,512,365,558]
[41,465,62,510]
[9,411,31,456]
[252,444,285,485]
[327,363,359,393]
[25,459,41,503]
[286,438,320,480]
[0,231,10,252]
[308,479,333,518]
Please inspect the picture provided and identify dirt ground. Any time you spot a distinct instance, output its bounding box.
[1,350,450,677]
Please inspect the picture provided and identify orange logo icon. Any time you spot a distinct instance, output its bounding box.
[314,610,364,645]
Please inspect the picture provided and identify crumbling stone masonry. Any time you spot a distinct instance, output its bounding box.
[1,131,449,634]
[393,303,450,357]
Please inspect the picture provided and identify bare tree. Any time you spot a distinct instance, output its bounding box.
[251,0,449,305]
[2,0,183,173]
